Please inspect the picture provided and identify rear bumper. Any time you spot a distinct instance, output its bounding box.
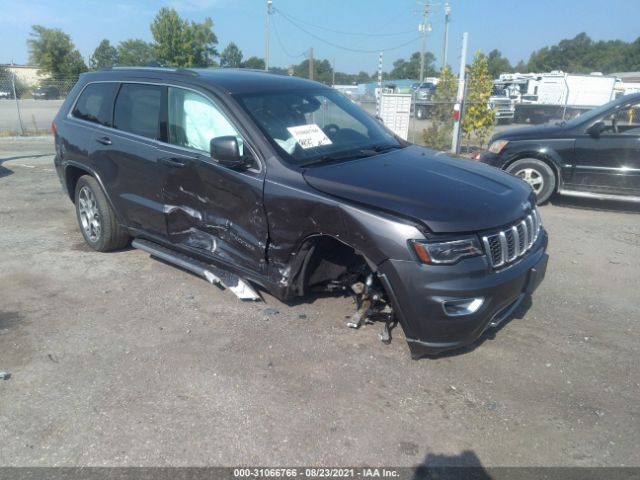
[379,230,548,358]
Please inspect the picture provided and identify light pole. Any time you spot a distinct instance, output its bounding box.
[264,0,273,71]
[442,1,451,69]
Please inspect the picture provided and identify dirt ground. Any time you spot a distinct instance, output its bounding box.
[1,136,639,467]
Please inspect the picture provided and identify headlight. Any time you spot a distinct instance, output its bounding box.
[410,237,483,265]
[488,139,509,154]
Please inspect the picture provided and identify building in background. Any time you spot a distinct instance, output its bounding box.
[0,64,46,87]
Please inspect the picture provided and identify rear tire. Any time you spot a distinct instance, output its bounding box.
[506,158,556,204]
[74,175,129,251]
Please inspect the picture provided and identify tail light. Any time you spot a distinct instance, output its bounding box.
[51,121,57,136]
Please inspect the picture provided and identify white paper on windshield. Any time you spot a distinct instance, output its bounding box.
[287,124,332,149]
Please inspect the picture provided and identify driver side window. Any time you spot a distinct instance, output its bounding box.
[167,87,244,155]
[613,103,640,135]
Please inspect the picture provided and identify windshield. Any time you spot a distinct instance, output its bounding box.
[562,95,635,128]
[236,89,403,165]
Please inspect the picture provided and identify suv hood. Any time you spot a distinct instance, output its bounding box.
[302,146,534,233]
[492,123,567,141]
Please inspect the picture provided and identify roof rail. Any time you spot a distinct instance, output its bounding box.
[102,66,199,76]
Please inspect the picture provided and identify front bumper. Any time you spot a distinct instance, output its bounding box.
[379,229,548,358]
[478,151,504,168]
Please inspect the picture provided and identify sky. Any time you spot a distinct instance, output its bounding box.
[1,0,638,74]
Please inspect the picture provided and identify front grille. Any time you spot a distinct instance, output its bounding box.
[482,209,541,268]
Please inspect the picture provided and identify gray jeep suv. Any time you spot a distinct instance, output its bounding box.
[53,67,548,358]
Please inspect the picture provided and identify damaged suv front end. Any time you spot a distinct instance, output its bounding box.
[380,207,547,358]
[54,69,548,359]
[238,87,549,359]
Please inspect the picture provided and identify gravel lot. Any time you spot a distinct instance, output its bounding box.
[0,137,639,467]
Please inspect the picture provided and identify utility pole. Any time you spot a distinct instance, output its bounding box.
[264,0,273,71]
[442,1,451,69]
[309,47,314,80]
[451,32,468,154]
[418,1,431,83]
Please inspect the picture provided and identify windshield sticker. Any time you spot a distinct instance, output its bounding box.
[287,124,332,149]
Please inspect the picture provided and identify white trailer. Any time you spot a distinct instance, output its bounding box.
[623,82,640,95]
[514,72,621,123]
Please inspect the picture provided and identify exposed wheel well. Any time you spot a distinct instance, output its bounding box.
[64,165,92,202]
[288,235,373,297]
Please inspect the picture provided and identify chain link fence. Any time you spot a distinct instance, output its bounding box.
[347,74,628,155]
[348,85,493,156]
[0,72,77,136]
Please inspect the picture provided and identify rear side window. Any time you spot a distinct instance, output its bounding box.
[113,84,162,139]
[72,83,118,126]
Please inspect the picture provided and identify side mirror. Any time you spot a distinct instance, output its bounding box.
[587,121,606,138]
[210,136,247,170]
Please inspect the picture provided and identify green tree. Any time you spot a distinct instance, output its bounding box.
[151,8,186,66]
[184,17,218,67]
[270,66,289,75]
[486,49,512,79]
[462,51,495,150]
[513,60,527,72]
[151,7,218,67]
[90,39,119,70]
[220,42,243,68]
[523,32,640,73]
[422,65,457,150]
[390,51,437,79]
[355,71,370,83]
[292,58,333,83]
[27,25,87,80]
[117,39,155,66]
[242,56,265,69]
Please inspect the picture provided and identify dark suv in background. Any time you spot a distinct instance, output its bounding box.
[53,68,548,359]
[480,93,640,204]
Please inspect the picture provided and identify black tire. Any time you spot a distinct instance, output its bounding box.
[506,158,556,204]
[74,175,129,251]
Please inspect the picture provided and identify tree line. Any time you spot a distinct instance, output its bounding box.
[486,33,640,78]
[25,3,640,86]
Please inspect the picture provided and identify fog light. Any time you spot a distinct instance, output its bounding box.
[442,297,484,317]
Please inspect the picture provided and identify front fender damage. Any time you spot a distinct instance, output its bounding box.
[263,182,425,348]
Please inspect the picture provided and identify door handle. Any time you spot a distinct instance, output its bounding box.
[95,136,112,146]
[159,156,186,168]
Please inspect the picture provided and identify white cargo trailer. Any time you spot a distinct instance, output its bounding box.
[514,72,622,123]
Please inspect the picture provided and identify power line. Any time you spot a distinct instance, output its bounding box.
[275,9,422,54]
[272,16,306,59]
[275,7,416,37]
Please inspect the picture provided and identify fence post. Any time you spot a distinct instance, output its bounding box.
[562,75,569,121]
[11,62,25,136]
[451,32,468,154]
